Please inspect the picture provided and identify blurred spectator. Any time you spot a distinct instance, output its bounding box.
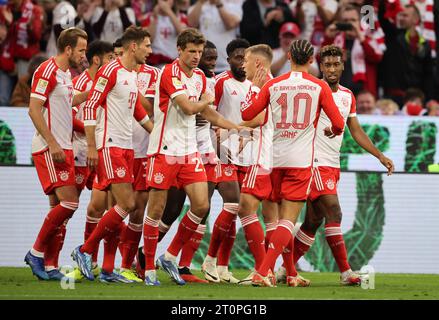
[0,0,43,106]
[46,0,97,58]
[379,2,436,105]
[92,0,136,43]
[177,0,191,13]
[322,5,385,97]
[271,22,300,76]
[10,55,47,107]
[132,0,155,23]
[376,98,400,115]
[401,87,428,115]
[143,0,188,67]
[240,0,297,49]
[290,0,338,48]
[357,90,379,114]
[426,99,439,116]
[188,0,243,73]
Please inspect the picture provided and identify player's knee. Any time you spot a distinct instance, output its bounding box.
[326,204,342,223]
[191,201,209,217]
[119,200,136,214]
[148,202,166,220]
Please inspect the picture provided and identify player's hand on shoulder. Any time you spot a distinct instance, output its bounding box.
[379,155,394,176]
[49,141,66,163]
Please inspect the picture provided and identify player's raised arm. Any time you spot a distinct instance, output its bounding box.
[241,81,270,121]
[319,81,344,136]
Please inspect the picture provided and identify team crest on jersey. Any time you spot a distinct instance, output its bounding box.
[36,79,49,94]
[224,166,234,177]
[75,174,84,185]
[326,179,335,190]
[195,81,201,92]
[116,167,126,178]
[172,77,183,90]
[95,77,108,92]
[341,97,349,108]
[154,173,165,184]
[59,171,69,182]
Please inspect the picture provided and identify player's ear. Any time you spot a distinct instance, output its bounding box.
[308,55,314,65]
[177,46,182,56]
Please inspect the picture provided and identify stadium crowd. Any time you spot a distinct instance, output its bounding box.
[1,0,439,116]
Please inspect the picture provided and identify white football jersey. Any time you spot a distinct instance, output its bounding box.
[196,76,216,156]
[314,85,356,168]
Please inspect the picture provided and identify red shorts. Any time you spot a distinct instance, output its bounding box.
[95,147,134,191]
[241,165,272,200]
[146,152,207,190]
[308,166,340,201]
[236,165,249,186]
[33,149,76,195]
[74,166,94,191]
[133,157,148,191]
[216,163,238,183]
[201,152,219,184]
[270,167,313,202]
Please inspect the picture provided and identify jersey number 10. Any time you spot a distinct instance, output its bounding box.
[276,92,312,130]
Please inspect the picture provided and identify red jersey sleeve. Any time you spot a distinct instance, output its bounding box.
[349,92,357,117]
[241,82,270,121]
[319,81,344,135]
[134,96,149,125]
[83,66,117,126]
[161,65,185,100]
[214,76,226,108]
[30,62,57,102]
[145,68,159,98]
[180,13,189,27]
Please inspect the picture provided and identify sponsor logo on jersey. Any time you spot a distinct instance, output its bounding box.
[59,171,69,182]
[172,77,183,90]
[154,172,164,184]
[75,174,84,185]
[36,79,49,94]
[326,179,335,190]
[95,77,108,92]
[116,167,126,178]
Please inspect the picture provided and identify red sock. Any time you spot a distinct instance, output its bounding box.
[33,202,78,253]
[143,216,159,270]
[167,210,202,257]
[293,227,315,264]
[158,220,170,242]
[102,223,122,274]
[81,205,128,254]
[217,219,236,267]
[264,222,277,252]
[179,224,206,268]
[258,220,294,277]
[121,222,143,270]
[44,220,68,269]
[325,223,350,273]
[282,237,298,277]
[118,223,128,257]
[241,214,266,270]
[84,215,100,264]
[207,203,239,258]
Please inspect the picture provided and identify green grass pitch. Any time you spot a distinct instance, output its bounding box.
[0,268,438,300]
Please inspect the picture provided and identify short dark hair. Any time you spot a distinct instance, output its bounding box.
[205,40,217,50]
[289,39,314,65]
[28,55,48,75]
[120,26,150,48]
[226,38,250,57]
[177,28,206,50]
[86,40,114,64]
[57,27,88,52]
[320,45,343,61]
[404,88,425,104]
[245,44,273,63]
[113,38,123,49]
[405,4,422,22]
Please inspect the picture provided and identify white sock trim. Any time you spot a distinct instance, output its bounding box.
[187,210,203,224]
[31,248,44,258]
[223,203,239,214]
